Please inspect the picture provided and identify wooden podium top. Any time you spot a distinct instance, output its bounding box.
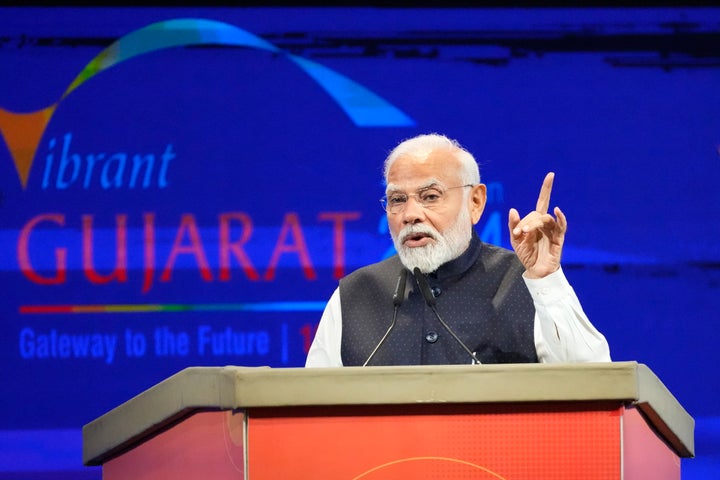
[82,361,694,465]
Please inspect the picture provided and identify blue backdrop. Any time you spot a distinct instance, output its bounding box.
[1,6,719,478]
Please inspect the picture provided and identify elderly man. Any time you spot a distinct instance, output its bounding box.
[306,133,610,367]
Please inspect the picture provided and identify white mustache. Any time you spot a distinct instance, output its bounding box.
[399,224,439,244]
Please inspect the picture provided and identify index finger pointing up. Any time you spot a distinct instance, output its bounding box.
[535,172,555,214]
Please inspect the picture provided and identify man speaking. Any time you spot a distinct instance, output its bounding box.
[306,133,610,367]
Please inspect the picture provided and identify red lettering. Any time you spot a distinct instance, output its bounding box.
[219,212,260,281]
[160,214,213,282]
[318,211,361,279]
[16,210,363,291]
[82,214,128,284]
[17,213,67,285]
[142,213,155,294]
[264,212,316,280]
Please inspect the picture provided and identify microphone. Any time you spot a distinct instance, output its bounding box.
[412,267,482,365]
[363,268,408,366]
[392,267,407,308]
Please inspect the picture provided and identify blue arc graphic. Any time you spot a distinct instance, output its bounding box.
[67,18,416,127]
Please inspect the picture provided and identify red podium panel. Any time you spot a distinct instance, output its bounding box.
[84,363,693,480]
[248,403,625,479]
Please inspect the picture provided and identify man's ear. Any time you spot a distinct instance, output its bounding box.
[470,183,487,224]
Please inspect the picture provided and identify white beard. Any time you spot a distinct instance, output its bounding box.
[392,206,472,274]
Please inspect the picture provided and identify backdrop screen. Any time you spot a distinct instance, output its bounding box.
[1,6,719,478]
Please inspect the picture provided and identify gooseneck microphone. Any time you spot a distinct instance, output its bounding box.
[412,267,482,365]
[362,268,408,366]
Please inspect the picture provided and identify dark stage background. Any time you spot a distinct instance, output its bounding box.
[1,6,718,478]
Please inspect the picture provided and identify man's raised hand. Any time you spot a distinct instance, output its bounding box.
[508,172,567,278]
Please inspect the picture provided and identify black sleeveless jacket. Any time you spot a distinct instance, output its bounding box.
[339,232,538,366]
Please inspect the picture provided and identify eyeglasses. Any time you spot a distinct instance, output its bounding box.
[380,184,474,214]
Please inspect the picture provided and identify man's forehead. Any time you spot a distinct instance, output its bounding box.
[389,149,460,173]
[387,156,463,190]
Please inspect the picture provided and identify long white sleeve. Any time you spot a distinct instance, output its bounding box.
[526,268,611,363]
[305,288,343,367]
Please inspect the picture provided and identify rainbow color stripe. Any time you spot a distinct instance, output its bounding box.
[20,301,327,314]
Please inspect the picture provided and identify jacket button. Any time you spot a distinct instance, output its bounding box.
[431,286,442,297]
[425,331,439,343]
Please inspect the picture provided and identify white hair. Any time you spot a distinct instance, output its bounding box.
[382,133,480,186]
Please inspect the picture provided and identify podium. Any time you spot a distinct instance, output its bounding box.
[83,362,693,479]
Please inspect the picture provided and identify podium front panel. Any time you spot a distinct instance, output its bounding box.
[247,402,623,479]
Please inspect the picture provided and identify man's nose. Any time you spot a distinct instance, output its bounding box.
[402,195,425,223]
